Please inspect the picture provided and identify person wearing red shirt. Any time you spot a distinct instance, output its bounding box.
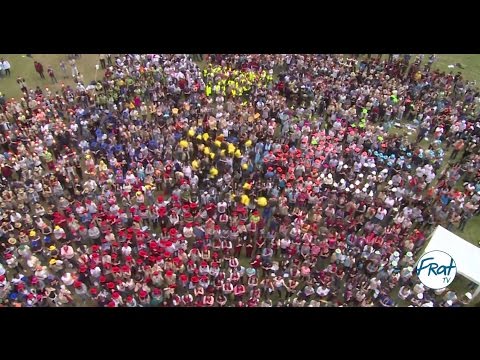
[247,274,258,290]
[229,257,239,270]
[245,240,254,259]
[216,294,227,307]
[233,239,243,258]
[222,279,233,300]
[34,61,45,79]
[247,296,258,307]
[204,294,215,307]
[250,255,262,269]
[287,243,297,258]
[255,237,265,255]
[182,293,193,306]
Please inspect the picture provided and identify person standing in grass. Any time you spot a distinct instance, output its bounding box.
[69,58,79,78]
[47,66,58,84]
[16,77,28,94]
[99,54,106,69]
[76,72,84,84]
[1,59,10,77]
[2,59,10,76]
[59,61,67,79]
[34,61,45,79]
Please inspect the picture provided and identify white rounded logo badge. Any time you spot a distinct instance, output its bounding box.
[416,250,457,289]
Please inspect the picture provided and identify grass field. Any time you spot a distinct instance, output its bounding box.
[0,54,101,98]
[434,54,480,84]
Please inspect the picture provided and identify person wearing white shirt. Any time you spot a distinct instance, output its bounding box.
[1,59,10,77]
[121,244,132,257]
[374,207,387,222]
[61,245,75,260]
[61,272,75,287]
[421,301,434,307]
[316,285,330,297]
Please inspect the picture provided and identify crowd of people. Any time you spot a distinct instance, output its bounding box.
[0,54,478,307]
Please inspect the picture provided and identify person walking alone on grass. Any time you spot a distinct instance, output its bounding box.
[1,59,10,77]
[16,77,28,94]
[99,54,106,69]
[34,61,45,79]
[59,61,67,79]
[48,66,58,84]
[69,58,79,78]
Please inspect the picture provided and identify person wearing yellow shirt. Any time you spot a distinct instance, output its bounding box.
[43,150,53,163]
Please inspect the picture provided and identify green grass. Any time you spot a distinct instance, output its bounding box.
[0,54,101,98]
[359,54,480,84]
[434,54,480,84]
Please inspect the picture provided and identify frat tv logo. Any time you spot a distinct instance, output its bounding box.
[415,250,457,289]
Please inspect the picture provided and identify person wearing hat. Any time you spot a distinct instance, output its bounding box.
[111,292,124,307]
[198,274,210,289]
[5,252,20,271]
[53,225,66,241]
[48,257,64,274]
[150,270,164,287]
[61,272,75,288]
[138,289,151,306]
[73,281,89,302]
[60,244,75,263]
[125,295,138,307]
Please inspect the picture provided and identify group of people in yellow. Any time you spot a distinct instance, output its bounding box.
[203,64,274,98]
[179,129,267,208]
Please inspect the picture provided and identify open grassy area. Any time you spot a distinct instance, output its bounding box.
[434,54,480,84]
[0,54,101,98]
